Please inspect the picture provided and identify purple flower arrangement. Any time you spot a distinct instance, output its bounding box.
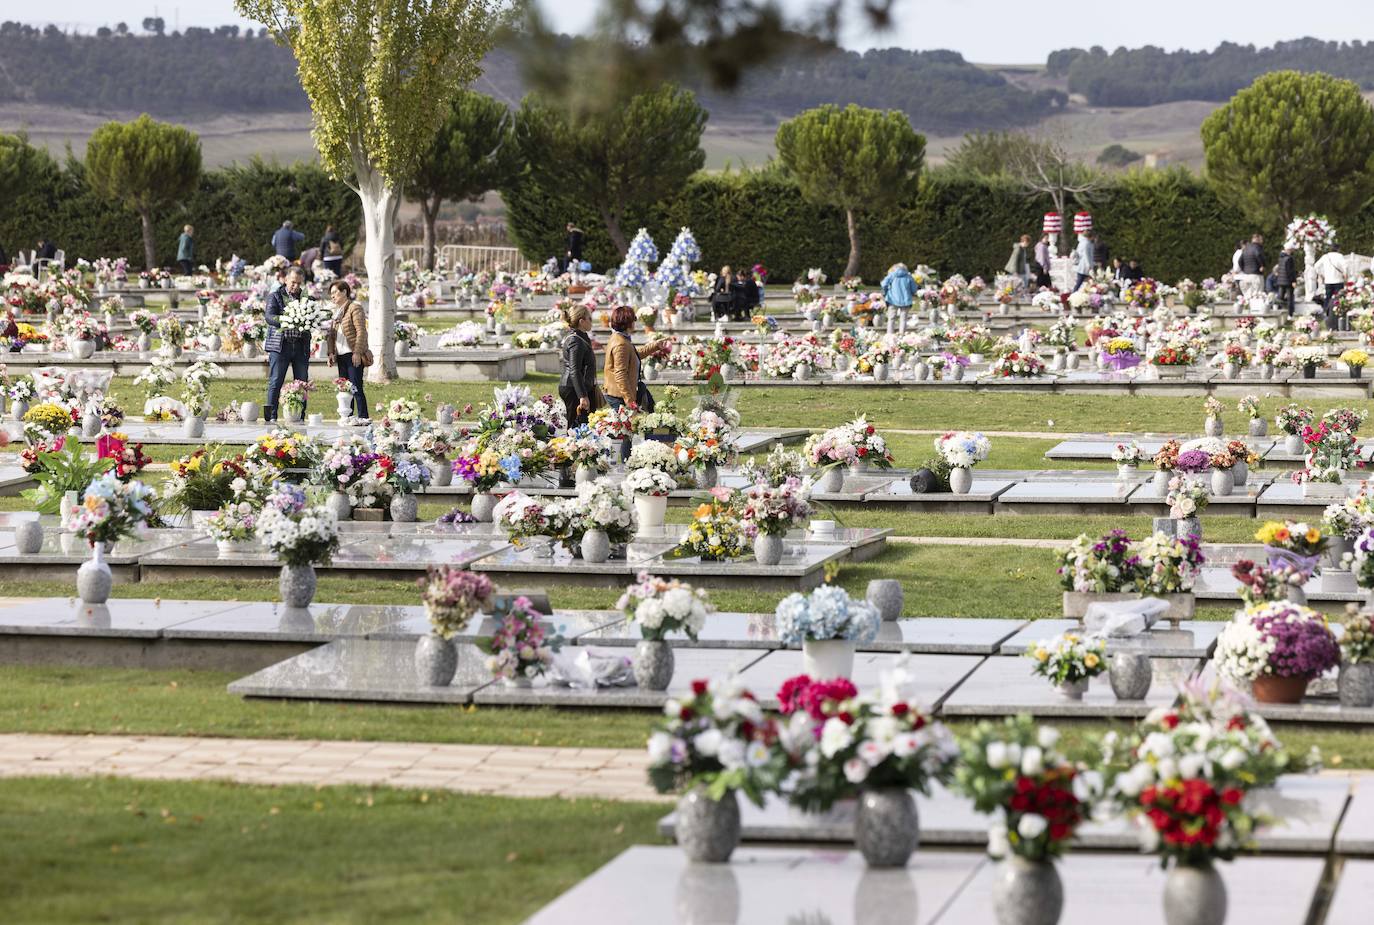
[437,506,477,525]
[1173,450,1213,474]
[1253,607,1340,678]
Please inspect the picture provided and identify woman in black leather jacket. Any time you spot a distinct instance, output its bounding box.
[558,303,599,429]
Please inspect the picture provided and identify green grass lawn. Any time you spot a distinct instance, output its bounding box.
[0,776,664,925]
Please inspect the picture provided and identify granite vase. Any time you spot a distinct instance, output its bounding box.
[471,492,498,523]
[239,401,260,423]
[854,787,919,868]
[1163,861,1226,925]
[1055,677,1089,700]
[76,543,112,605]
[633,639,674,690]
[429,460,452,487]
[326,491,352,522]
[1248,417,1268,437]
[14,519,43,554]
[866,579,904,621]
[676,788,741,863]
[1204,416,1223,437]
[279,563,317,608]
[389,493,418,523]
[1284,433,1303,454]
[753,532,784,566]
[1338,661,1374,708]
[414,633,458,687]
[814,467,844,494]
[580,528,611,563]
[949,466,974,495]
[696,465,719,490]
[574,464,598,485]
[1109,652,1153,700]
[1210,468,1233,497]
[991,856,1064,925]
[182,416,206,439]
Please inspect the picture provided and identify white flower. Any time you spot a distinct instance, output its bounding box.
[1219,747,1247,771]
[857,740,888,767]
[1179,753,1208,780]
[843,758,869,784]
[891,733,919,758]
[663,698,683,719]
[647,732,673,765]
[819,717,854,758]
[1020,746,1044,776]
[1037,727,1061,749]
[1017,814,1048,840]
[693,729,722,757]
[717,738,746,769]
[986,741,1009,769]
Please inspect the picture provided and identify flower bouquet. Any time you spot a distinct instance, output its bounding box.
[564,425,613,476]
[1100,336,1141,370]
[205,501,258,549]
[776,584,879,679]
[478,595,563,685]
[1276,403,1313,437]
[255,483,340,568]
[417,566,493,638]
[1256,520,1327,584]
[647,677,786,861]
[803,417,893,471]
[279,297,329,335]
[618,573,712,642]
[589,403,637,441]
[1027,633,1106,698]
[1111,441,1145,473]
[1167,476,1209,527]
[679,497,747,561]
[563,477,637,554]
[62,473,155,548]
[737,477,811,537]
[1215,601,1339,702]
[127,309,157,337]
[775,673,957,865]
[989,350,1047,378]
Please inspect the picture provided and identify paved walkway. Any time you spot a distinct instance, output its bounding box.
[0,733,665,803]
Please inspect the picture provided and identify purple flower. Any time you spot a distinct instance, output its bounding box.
[1255,611,1340,677]
[1174,450,1213,474]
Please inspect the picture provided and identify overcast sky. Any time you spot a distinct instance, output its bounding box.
[22,0,1374,64]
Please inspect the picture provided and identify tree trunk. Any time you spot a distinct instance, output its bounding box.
[421,196,441,271]
[600,205,629,257]
[356,158,402,384]
[844,209,861,279]
[139,208,157,271]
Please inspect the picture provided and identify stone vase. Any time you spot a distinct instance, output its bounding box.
[1284,433,1303,454]
[634,493,668,529]
[389,493,418,523]
[279,563,317,608]
[1117,464,1137,481]
[471,492,498,523]
[949,466,974,495]
[76,543,112,605]
[580,528,611,563]
[415,633,458,687]
[912,361,928,381]
[855,787,919,868]
[991,856,1064,925]
[1232,460,1248,487]
[11,398,28,422]
[1176,517,1201,540]
[1210,468,1233,497]
[574,464,598,485]
[793,363,812,381]
[872,362,889,381]
[335,392,354,420]
[182,416,206,439]
[675,787,740,864]
[1338,662,1374,708]
[137,332,152,354]
[866,579,903,621]
[284,404,305,424]
[326,491,352,522]
[241,341,259,359]
[802,638,856,679]
[427,460,452,488]
[1055,677,1089,700]
[1204,416,1223,437]
[815,467,844,494]
[1287,584,1308,605]
[396,340,411,358]
[1109,652,1153,700]
[753,532,784,566]
[239,401,260,424]
[633,639,674,690]
[1248,417,1268,437]
[436,407,454,426]
[696,465,719,490]
[1153,469,1170,497]
[71,339,96,359]
[1163,861,1227,925]
[14,519,43,554]
[719,363,737,380]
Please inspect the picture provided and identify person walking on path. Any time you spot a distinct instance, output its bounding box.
[1315,249,1349,330]
[1238,233,1266,299]
[271,221,306,261]
[263,267,311,422]
[558,303,599,430]
[175,225,195,276]
[1033,235,1052,288]
[564,222,585,276]
[881,263,916,321]
[1072,231,1094,290]
[326,279,370,421]
[320,225,344,277]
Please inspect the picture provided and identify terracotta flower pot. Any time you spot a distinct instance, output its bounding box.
[1251,674,1311,704]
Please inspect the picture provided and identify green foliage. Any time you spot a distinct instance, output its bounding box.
[942,131,1045,177]
[0,139,359,270]
[776,104,925,275]
[1097,144,1143,168]
[509,84,707,255]
[1202,71,1374,226]
[85,115,203,268]
[21,447,114,515]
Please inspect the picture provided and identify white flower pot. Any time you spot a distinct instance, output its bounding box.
[872,362,889,381]
[326,491,352,522]
[634,493,667,529]
[71,339,96,360]
[1210,468,1233,497]
[1154,470,1170,497]
[284,405,305,423]
[803,638,855,679]
[216,539,241,556]
[814,467,844,494]
[10,397,29,421]
[182,416,206,439]
[1117,464,1137,481]
[1284,433,1303,454]
[1204,416,1223,437]
[137,333,152,354]
[239,401,260,424]
[574,464,598,485]
[949,466,973,495]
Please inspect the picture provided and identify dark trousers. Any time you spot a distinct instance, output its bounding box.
[1326,284,1345,330]
[605,395,632,460]
[177,259,193,275]
[323,257,343,277]
[1075,273,1090,290]
[265,346,310,421]
[1277,284,1295,316]
[561,390,588,432]
[336,353,369,418]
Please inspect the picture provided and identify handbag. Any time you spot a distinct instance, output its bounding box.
[635,380,655,412]
[357,347,374,368]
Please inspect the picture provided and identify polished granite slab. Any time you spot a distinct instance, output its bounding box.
[228,638,493,703]
[137,534,509,573]
[938,653,1201,718]
[161,602,415,642]
[0,528,194,563]
[366,608,622,643]
[1334,780,1374,855]
[862,477,1015,503]
[997,479,1143,504]
[0,597,248,637]
[735,652,985,710]
[1192,566,1363,603]
[938,854,1324,924]
[524,845,984,925]
[1045,437,1278,461]
[1327,860,1374,923]
[1257,481,1356,506]
[656,775,1347,854]
[999,619,1222,658]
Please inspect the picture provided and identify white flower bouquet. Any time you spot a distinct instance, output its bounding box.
[617,572,712,641]
[776,585,880,645]
[623,467,677,498]
[255,484,340,566]
[935,431,991,469]
[279,298,330,334]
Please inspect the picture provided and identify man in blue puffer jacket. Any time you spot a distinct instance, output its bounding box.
[271,221,305,261]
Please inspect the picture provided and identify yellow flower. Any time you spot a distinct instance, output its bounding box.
[1034,648,1049,662]
[1084,653,1100,669]
[1305,528,1321,545]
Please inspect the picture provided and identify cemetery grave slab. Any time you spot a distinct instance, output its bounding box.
[735,651,985,710]
[999,619,1222,659]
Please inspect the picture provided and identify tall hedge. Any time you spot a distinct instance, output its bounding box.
[504,165,1355,283]
[0,152,360,270]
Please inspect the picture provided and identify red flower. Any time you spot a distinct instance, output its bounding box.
[1161,713,1180,730]
[691,679,708,696]
[1220,788,1243,805]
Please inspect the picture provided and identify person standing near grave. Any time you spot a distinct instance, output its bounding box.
[564,222,585,275]
[1033,235,1053,288]
[326,279,370,421]
[320,225,344,277]
[1273,245,1298,317]
[558,303,599,430]
[271,220,305,262]
[881,263,916,315]
[1238,233,1266,299]
[1314,249,1349,329]
[710,266,737,321]
[1072,230,1094,290]
[1005,234,1032,291]
[263,267,311,422]
[603,305,669,459]
[175,225,195,276]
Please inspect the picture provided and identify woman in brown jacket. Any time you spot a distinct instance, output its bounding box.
[603,305,668,458]
[327,279,369,420]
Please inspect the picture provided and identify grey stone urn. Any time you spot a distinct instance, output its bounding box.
[1338,661,1374,708]
[696,465,719,490]
[580,528,611,563]
[1163,861,1227,925]
[854,787,919,868]
[949,466,974,495]
[1204,416,1223,437]
[326,491,352,522]
[866,579,904,622]
[753,533,784,566]
[389,493,418,523]
[429,461,452,487]
[81,412,100,437]
[279,563,317,608]
[991,856,1064,925]
[1210,468,1233,497]
[14,519,43,554]
[71,339,96,359]
[137,332,152,354]
[1176,517,1201,540]
[1109,652,1153,700]
[182,416,206,439]
[1248,417,1268,437]
[415,633,458,686]
[239,401,260,423]
[76,545,112,605]
[574,464,597,485]
[471,492,498,523]
[1055,678,1089,700]
[11,398,29,421]
[675,787,741,863]
[1284,433,1303,454]
[634,639,674,690]
[814,467,844,494]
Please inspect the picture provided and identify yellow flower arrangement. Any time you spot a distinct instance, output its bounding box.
[1340,349,1369,369]
[22,402,73,436]
[1255,520,1327,556]
[680,499,747,561]
[1103,337,1136,356]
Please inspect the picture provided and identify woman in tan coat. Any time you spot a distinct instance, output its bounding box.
[327,279,369,420]
[603,305,668,458]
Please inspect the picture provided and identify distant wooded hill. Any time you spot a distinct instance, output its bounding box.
[0,22,1060,133]
[1050,37,1374,106]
